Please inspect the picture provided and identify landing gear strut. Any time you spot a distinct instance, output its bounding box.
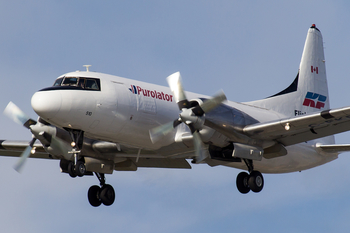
[236,159,264,194]
[87,173,115,207]
[66,129,86,178]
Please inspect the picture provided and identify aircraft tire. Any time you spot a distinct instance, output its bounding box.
[236,172,250,194]
[68,162,77,178]
[88,185,102,207]
[100,184,115,206]
[248,171,264,193]
[75,161,86,177]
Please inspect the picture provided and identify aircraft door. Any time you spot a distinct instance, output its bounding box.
[106,82,132,134]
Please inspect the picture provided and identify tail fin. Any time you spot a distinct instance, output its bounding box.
[247,24,330,117]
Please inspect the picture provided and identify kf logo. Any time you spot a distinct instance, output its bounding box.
[302,92,327,109]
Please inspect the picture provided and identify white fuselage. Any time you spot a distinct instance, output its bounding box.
[31,71,338,174]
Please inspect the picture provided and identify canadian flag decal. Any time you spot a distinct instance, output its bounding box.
[311,66,318,74]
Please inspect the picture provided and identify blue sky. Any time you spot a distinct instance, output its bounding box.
[1,1,350,232]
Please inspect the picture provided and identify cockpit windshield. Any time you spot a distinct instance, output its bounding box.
[53,78,63,86]
[62,77,79,86]
[50,77,101,91]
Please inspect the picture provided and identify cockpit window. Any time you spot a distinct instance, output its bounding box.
[50,76,101,91]
[53,78,63,86]
[85,79,99,90]
[78,78,85,88]
[62,77,79,86]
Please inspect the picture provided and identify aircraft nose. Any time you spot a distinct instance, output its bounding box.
[31,91,62,120]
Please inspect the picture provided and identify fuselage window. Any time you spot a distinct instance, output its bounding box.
[53,78,63,86]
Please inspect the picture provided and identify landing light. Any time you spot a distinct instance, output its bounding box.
[285,123,290,131]
[31,147,36,154]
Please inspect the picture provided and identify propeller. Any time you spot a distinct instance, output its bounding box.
[149,72,227,163]
[4,102,38,172]
[4,102,71,173]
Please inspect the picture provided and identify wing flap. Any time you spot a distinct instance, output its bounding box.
[114,158,191,171]
[132,158,191,169]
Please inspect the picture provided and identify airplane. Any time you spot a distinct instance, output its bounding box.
[2,24,350,207]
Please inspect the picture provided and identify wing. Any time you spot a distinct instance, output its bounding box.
[0,139,192,170]
[0,140,50,159]
[243,106,350,146]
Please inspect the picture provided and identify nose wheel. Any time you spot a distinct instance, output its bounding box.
[87,172,116,207]
[67,160,86,178]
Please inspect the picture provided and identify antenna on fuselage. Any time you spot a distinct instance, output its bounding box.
[83,65,91,72]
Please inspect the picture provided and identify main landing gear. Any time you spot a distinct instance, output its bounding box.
[64,158,116,207]
[236,159,264,194]
[88,173,116,207]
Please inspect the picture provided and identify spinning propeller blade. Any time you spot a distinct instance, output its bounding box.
[13,138,37,173]
[4,102,38,172]
[195,91,227,114]
[149,120,181,143]
[192,131,207,163]
[4,101,36,128]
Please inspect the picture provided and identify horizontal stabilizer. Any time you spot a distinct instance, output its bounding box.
[316,144,350,153]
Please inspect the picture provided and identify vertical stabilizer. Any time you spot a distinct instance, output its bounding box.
[298,24,330,113]
[247,24,334,144]
[247,24,330,117]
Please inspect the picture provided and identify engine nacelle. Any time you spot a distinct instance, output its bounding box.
[30,123,73,160]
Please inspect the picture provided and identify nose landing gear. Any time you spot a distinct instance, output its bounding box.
[66,129,86,177]
[236,159,264,194]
